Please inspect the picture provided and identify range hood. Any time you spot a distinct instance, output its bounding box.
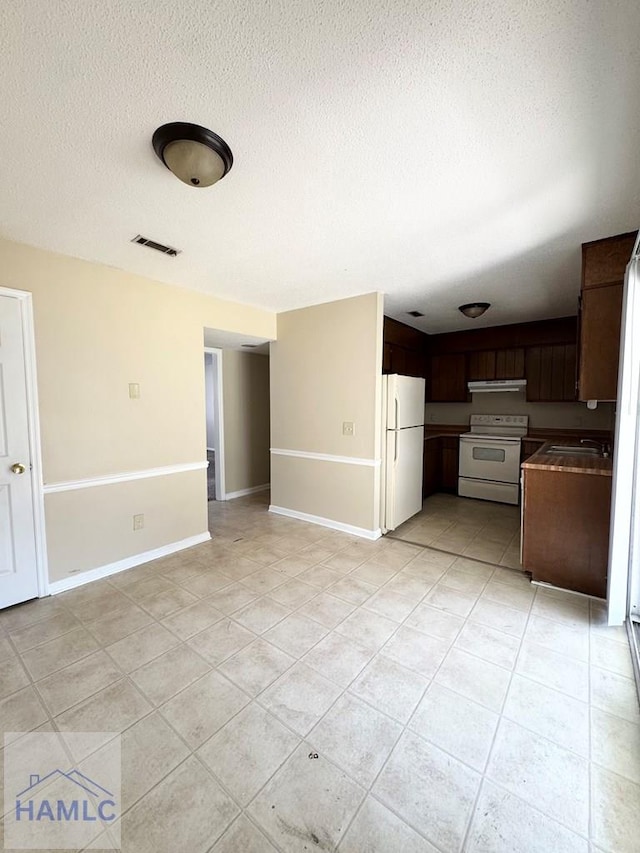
[468,379,527,393]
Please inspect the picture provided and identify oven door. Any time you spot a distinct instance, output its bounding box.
[459,435,521,484]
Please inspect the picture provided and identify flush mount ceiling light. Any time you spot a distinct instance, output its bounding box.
[458,302,491,319]
[152,122,233,188]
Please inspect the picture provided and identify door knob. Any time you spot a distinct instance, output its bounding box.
[10,463,26,474]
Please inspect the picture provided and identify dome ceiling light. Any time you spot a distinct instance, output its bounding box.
[152,122,233,188]
[458,302,491,319]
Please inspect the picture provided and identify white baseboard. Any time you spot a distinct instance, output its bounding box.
[47,532,212,595]
[225,484,270,500]
[269,505,382,540]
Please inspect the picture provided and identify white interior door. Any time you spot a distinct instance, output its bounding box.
[0,294,39,609]
[385,425,424,530]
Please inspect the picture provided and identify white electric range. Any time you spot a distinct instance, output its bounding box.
[458,414,529,505]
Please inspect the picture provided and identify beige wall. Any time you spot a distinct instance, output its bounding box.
[45,472,207,581]
[0,237,275,582]
[270,456,379,531]
[426,394,615,431]
[222,350,270,494]
[270,293,384,534]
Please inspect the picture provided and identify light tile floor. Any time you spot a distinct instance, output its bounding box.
[392,493,522,567]
[1,492,639,852]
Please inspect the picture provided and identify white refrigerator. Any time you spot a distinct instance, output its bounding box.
[608,233,640,626]
[383,374,425,531]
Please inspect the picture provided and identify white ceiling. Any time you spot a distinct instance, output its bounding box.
[204,328,270,354]
[1,1,639,333]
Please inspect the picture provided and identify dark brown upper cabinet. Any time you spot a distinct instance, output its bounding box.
[495,348,525,379]
[526,344,577,402]
[382,317,427,379]
[468,348,525,382]
[578,231,637,402]
[467,350,496,381]
[429,353,467,402]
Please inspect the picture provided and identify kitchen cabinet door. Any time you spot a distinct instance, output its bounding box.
[429,354,467,402]
[390,345,408,376]
[582,232,637,289]
[468,348,526,382]
[384,344,425,378]
[526,344,576,402]
[522,467,611,597]
[423,439,441,497]
[382,342,392,373]
[520,439,544,463]
[405,347,426,379]
[578,283,624,402]
[440,436,459,491]
[467,350,496,381]
[495,348,525,379]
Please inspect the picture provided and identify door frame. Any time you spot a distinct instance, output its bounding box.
[1,287,48,598]
[204,347,226,500]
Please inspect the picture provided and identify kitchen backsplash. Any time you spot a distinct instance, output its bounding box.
[425,393,615,431]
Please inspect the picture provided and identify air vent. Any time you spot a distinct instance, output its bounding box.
[407,310,424,317]
[131,235,181,257]
[241,344,258,348]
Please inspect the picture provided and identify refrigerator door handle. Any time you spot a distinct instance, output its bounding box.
[394,397,399,431]
[394,430,399,463]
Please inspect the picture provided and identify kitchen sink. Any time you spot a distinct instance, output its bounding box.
[545,445,601,456]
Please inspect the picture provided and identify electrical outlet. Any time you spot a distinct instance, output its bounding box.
[342,421,355,436]
[129,383,140,399]
[133,514,144,531]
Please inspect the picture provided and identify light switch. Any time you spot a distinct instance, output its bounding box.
[129,383,140,399]
[343,421,355,436]
[133,514,144,530]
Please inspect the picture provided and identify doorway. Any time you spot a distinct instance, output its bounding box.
[204,348,225,501]
[0,288,47,608]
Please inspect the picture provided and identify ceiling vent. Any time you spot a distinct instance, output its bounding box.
[241,344,258,348]
[131,235,181,257]
[407,310,424,317]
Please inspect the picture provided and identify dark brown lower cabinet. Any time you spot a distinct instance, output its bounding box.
[520,439,545,463]
[521,468,611,598]
[440,437,459,491]
[423,439,441,497]
[423,436,459,496]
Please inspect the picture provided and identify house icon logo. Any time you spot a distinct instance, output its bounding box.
[15,769,117,823]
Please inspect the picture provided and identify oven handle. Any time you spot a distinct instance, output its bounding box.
[459,436,521,444]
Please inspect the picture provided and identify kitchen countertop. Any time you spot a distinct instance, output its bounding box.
[521,439,613,477]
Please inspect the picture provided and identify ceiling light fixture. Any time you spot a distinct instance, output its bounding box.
[152,122,233,188]
[458,302,491,319]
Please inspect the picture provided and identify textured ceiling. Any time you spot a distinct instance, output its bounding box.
[204,327,270,353]
[1,0,639,332]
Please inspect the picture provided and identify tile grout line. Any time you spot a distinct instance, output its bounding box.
[459,576,540,851]
[337,555,503,852]
[234,546,461,850]
[463,584,594,848]
[4,503,630,852]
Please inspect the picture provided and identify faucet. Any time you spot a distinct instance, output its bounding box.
[580,438,611,458]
